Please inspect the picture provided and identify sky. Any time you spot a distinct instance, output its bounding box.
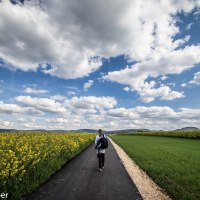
[0,0,200,130]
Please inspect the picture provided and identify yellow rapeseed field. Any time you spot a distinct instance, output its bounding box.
[0,132,95,199]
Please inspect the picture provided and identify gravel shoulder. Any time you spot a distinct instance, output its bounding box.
[109,137,172,200]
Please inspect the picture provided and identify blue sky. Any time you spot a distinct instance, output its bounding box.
[0,0,200,130]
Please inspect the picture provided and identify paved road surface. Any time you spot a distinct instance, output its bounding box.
[27,140,142,200]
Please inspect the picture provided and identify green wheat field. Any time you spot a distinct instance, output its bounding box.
[111,133,200,200]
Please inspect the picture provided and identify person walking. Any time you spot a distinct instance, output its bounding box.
[95,129,108,172]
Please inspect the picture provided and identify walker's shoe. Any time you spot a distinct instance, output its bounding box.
[99,168,103,172]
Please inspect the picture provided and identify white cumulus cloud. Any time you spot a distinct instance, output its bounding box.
[15,95,67,114]
[123,87,130,92]
[188,71,200,85]
[50,94,66,101]
[24,87,48,94]
[0,101,43,115]
[103,45,200,102]
[83,80,94,91]
[181,71,200,87]
[65,96,117,114]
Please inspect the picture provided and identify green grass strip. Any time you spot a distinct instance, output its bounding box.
[110,135,200,200]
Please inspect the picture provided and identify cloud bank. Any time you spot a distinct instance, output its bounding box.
[0,1,199,76]
[0,95,199,130]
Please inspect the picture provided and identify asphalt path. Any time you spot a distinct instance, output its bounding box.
[27,140,142,200]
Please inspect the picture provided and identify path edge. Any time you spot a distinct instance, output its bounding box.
[108,137,172,200]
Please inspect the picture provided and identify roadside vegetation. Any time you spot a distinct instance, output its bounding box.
[111,134,200,200]
[0,132,95,200]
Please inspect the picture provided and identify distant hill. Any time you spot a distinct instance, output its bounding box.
[0,129,17,132]
[77,129,97,133]
[107,129,150,134]
[176,127,199,131]
[28,129,98,133]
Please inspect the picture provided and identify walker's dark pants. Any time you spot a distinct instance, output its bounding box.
[98,153,105,169]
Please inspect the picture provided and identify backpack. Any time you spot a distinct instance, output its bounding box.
[98,135,108,149]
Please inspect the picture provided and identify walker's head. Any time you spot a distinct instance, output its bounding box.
[98,129,102,135]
